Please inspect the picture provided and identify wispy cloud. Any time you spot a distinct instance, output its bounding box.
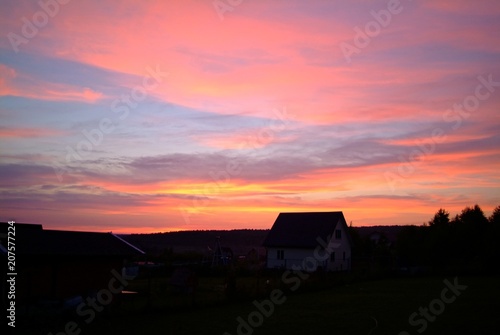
[0,0,499,231]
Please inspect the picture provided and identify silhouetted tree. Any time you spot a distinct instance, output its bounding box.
[428,208,450,227]
[396,225,426,267]
[425,208,453,270]
[450,205,488,270]
[489,205,500,225]
[395,204,498,275]
[348,224,363,259]
[457,204,489,227]
[483,205,500,273]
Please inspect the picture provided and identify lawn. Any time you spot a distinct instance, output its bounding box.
[20,275,500,335]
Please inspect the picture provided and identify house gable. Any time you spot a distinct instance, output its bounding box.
[263,212,349,248]
[263,211,352,271]
[324,216,351,271]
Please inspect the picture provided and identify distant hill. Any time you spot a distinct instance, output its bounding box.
[120,229,269,257]
[120,225,411,257]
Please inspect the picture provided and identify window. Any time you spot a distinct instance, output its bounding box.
[330,252,335,262]
[277,249,284,260]
[335,229,342,239]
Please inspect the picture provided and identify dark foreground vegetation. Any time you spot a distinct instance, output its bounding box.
[351,204,500,276]
[19,275,500,335]
[16,204,500,335]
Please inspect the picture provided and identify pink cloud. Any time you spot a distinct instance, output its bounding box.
[4,0,495,126]
[0,64,17,95]
[1,0,499,232]
[193,129,297,150]
[0,64,104,103]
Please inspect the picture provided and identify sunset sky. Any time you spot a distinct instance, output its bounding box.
[1,0,499,233]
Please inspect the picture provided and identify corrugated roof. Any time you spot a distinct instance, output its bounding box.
[263,212,347,248]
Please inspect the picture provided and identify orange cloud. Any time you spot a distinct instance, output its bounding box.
[1,0,499,233]
[0,127,68,138]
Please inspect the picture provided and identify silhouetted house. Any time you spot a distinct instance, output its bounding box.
[0,222,144,306]
[263,212,352,272]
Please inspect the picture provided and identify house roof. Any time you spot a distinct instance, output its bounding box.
[0,222,144,257]
[263,211,350,248]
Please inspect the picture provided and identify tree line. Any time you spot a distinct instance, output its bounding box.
[349,204,500,275]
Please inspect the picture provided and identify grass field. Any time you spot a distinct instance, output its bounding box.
[21,275,500,335]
